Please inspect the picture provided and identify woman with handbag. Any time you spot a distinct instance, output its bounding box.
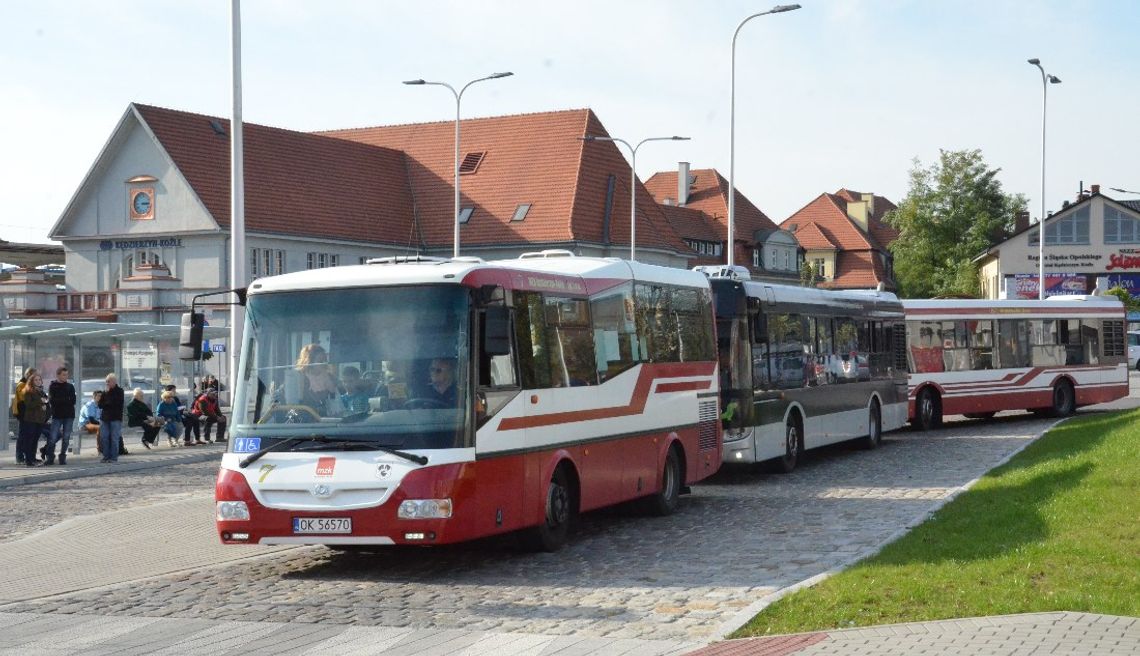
[16,373,50,468]
[126,387,163,449]
[156,389,184,447]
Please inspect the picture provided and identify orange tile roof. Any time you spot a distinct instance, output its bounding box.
[819,250,894,291]
[785,190,899,290]
[791,222,836,250]
[321,109,689,253]
[134,103,690,254]
[135,104,417,246]
[644,169,778,243]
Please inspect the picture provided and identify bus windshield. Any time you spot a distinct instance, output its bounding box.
[231,285,471,450]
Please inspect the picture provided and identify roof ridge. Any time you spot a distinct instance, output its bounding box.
[315,107,593,134]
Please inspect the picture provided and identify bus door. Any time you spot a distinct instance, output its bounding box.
[473,304,525,533]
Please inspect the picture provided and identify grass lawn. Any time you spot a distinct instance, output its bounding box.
[733,409,1140,637]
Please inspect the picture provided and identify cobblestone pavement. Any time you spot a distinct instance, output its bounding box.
[0,459,220,543]
[2,411,1067,644]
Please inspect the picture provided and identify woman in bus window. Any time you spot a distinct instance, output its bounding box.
[295,343,343,416]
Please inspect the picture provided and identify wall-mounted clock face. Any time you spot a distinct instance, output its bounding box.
[129,188,154,219]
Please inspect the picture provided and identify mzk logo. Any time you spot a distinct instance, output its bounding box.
[315,457,336,477]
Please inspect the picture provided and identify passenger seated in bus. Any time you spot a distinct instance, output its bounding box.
[339,366,371,414]
[294,343,344,416]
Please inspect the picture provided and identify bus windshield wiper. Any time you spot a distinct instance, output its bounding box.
[292,440,429,466]
[238,436,313,468]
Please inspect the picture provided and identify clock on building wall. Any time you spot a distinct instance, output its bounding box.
[129,187,155,220]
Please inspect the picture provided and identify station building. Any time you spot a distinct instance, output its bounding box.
[975,186,1140,300]
[2,102,802,395]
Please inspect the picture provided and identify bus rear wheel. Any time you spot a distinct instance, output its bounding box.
[521,466,575,552]
[775,418,802,473]
[911,388,942,431]
[1051,380,1075,417]
[860,400,882,450]
[643,446,682,516]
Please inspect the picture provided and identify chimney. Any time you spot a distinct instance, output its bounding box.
[861,192,875,219]
[677,162,690,206]
[846,198,869,231]
[1015,210,1029,232]
[1091,184,1100,195]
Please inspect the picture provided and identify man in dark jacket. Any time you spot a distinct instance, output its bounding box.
[97,373,127,463]
[45,366,76,465]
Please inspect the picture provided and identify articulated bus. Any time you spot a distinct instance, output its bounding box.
[902,296,1129,429]
[704,269,909,472]
[210,252,721,551]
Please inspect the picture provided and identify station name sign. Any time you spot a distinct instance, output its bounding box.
[99,238,184,250]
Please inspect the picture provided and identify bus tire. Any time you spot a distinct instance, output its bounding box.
[774,416,803,473]
[860,400,882,450]
[1051,380,1075,417]
[521,465,575,552]
[643,445,683,516]
[911,387,942,431]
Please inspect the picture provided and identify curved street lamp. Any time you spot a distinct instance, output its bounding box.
[1028,58,1061,300]
[581,135,690,261]
[404,72,514,258]
[728,4,801,268]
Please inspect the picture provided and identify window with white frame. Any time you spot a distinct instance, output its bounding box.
[250,248,286,278]
[1030,206,1090,245]
[1105,206,1140,244]
[752,249,760,268]
[306,251,341,270]
[812,258,827,279]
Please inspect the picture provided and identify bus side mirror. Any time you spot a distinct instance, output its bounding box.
[179,312,205,360]
[483,307,511,357]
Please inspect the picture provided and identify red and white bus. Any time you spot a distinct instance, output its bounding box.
[902,296,1129,429]
[210,252,721,551]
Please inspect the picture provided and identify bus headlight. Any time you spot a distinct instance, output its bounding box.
[216,501,250,521]
[398,499,453,519]
[723,426,753,442]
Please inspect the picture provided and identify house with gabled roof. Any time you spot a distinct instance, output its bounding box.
[974,185,1140,299]
[36,102,700,329]
[782,189,898,291]
[643,164,801,283]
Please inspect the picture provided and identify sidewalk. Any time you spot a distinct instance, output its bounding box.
[685,612,1140,655]
[0,435,226,488]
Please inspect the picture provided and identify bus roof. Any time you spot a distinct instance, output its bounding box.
[902,296,1125,319]
[247,255,710,296]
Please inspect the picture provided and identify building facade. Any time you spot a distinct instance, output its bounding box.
[783,189,899,291]
[975,186,1140,299]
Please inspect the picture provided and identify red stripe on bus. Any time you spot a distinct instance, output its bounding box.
[497,362,715,431]
[655,380,713,394]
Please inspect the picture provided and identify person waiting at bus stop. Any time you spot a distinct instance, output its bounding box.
[97,373,126,463]
[192,388,227,443]
[45,366,76,465]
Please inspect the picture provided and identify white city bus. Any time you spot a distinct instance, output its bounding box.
[902,296,1129,429]
[705,269,910,472]
[210,253,721,551]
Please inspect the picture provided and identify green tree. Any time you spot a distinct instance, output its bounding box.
[800,260,817,288]
[885,149,1027,298]
[1105,286,1140,313]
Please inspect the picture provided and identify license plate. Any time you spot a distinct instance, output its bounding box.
[292,517,352,534]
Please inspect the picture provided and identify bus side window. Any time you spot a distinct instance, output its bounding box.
[514,291,552,389]
[1059,319,1083,365]
[1081,320,1100,365]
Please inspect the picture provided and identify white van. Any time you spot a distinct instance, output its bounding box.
[1129,331,1140,370]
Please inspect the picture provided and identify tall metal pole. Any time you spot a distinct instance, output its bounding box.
[403,73,513,258]
[229,0,245,396]
[728,4,800,268]
[1028,59,1060,300]
[580,135,689,262]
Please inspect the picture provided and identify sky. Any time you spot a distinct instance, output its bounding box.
[2,0,1138,245]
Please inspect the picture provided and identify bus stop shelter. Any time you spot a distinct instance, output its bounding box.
[2,317,228,453]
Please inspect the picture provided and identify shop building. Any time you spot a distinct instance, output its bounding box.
[975,186,1140,300]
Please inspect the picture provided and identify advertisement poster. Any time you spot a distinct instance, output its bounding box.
[1010,273,1088,299]
[1106,273,1140,299]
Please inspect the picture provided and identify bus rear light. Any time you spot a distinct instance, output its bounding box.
[217,501,250,521]
[398,499,453,519]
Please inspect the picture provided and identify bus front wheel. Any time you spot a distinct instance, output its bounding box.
[1051,380,1075,417]
[912,388,942,431]
[521,466,575,552]
[775,418,803,473]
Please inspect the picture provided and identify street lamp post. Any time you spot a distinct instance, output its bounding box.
[1028,58,1061,300]
[581,135,690,261]
[404,72,513,258]
[728,3,800,268]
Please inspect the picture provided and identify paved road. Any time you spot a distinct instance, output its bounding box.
[0,409,1076,653]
